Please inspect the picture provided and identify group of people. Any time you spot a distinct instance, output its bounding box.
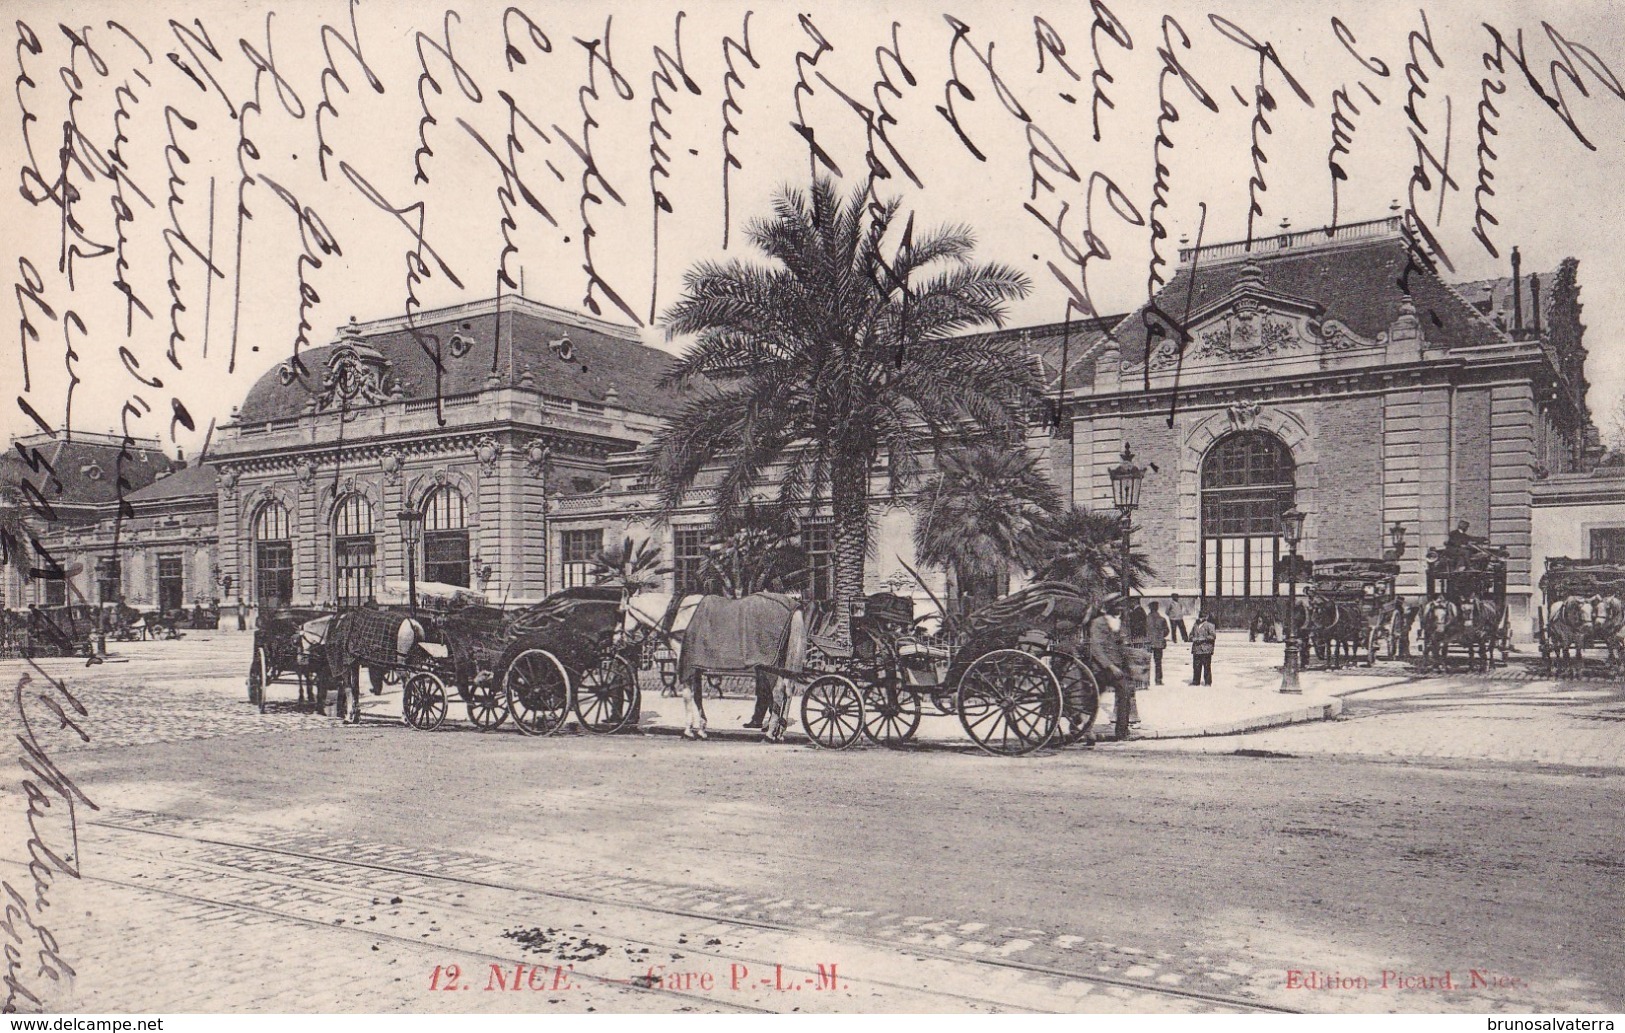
[1114,593,1220,687]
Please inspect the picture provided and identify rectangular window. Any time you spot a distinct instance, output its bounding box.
[97,559,121,605]
[424,533,470,588]
[158,554,185,612]
[1590,527,1625,563]
[802,521,835,601]
[560,529,603,589]
[255,542,294,608]
[335,537,375,607]
[43,576,66,607]
[672,526,707,596]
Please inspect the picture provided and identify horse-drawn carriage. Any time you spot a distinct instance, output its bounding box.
[1537,558,1625,677]
[1302,559,1402,667]
[1420,541,1511,672]
[734,581,1102,756]
[247,605,335,712]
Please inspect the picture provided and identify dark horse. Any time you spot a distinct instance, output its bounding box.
[324,608,427,723]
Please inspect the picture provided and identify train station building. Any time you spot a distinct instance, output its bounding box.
[4,216,1613,637]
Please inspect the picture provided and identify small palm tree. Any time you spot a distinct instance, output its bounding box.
[1032,506,1154,599]
[589,535,671,595]
[653,176,1039,621]
[913,443,1061,608]
[698,506,810,598]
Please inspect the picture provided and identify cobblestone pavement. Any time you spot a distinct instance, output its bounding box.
[17,807,1598,1014]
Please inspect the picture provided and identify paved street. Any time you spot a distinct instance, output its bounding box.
[1,633,1620,1014]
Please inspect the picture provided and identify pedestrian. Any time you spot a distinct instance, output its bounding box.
[1084,600,1132,740]
[1145,601,1168,686]
[1126,598,1148,646]
[1190,611,1217,686]
[1167,593,1190,642]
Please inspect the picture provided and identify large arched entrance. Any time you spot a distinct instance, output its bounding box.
[1200,431,1295,628]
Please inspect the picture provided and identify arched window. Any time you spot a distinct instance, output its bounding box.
[333,494,375,606]
[1200,432,1294,606]
[252,500,294,608]
[421,486,470,587]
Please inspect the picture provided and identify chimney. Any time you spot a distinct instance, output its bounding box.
[1531,274,1541,336]
[1510,246,1523,332]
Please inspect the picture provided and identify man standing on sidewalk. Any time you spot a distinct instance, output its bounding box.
[1167,593,1190,642]
[1190,611,1216,686]
[1145,601,1168,686]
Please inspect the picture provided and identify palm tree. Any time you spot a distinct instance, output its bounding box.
[653,176,1039,620]
[913,443,1061,609]
[589,535,670,595]
[1032,507,1154,599]
[697,505,811,598]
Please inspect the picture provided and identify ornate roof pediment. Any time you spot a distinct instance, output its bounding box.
[1145,274,1385,372]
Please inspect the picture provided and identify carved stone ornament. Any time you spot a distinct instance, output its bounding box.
[315,342,395,412]
[340,474,357,497]
[448,332,480,359]
[525,440,552,477]
[475,436,501,474]
[380,449,402,485]
[298,460,317,486]
[220,468,239,496]
[1226,400,1262,430]
[1310,318,1380,352]
[433,468,450,487]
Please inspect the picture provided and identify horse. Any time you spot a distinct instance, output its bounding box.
[1545,595,1599,676]
[324,608,427,724]
[1306,596,1361,669]
[675,593,805,742]
[1418,598,1457,672]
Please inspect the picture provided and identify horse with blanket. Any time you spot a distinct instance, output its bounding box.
[674,593,808,741]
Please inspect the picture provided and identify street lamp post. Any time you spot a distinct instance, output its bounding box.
[1279,507,1306,694]
[1108,444,1146,742]
[397,509,423,613]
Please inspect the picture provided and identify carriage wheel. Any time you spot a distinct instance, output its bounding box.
[464,676,510,731]
[800,674,864,750]
[1365,627,1379,667]
[402,672,448,731]
[956,648,1062,757]
[860,683,921,748]
[248,647,268,712]
[1047,651,1099,746]
[930,691,957,715]
[574,657,641,734]
[504,648,571,736]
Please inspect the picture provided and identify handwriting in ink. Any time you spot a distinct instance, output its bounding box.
[1397,10,1459,288]
[790,14,841,179]
[719,10,758,248]
[1208,14,1315,248]
[814,21,921,190]
[648,11,702,321]
[315,0,386,182]
[1327,17,1390,233]
[412,10,483,185]
[939,14,1030,162]
[106,25,157,335]
[161,108,225,370]
[554,20,643,326]
[1146,15,1217,306]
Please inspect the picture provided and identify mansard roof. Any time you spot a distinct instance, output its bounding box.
[1109,221,1513,366]
[1,433,175,509]
[124,462,218,505]
[237,297,692,423]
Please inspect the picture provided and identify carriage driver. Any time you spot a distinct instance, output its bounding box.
[1081,594,1137,741]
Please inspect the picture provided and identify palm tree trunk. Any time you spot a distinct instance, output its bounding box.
[831,464,869,645]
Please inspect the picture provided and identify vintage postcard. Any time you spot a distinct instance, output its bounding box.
[1,0,1622,1021]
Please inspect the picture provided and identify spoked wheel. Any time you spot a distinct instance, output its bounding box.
[574,656,641,734]
[504,648,571,736]
[860,683,921,748]
[956,648,1063,757]
[248,647,268,712]
[800,674,864,750]
[402,671,448,731]
[1047,651,1099,746]
[464,676,510,731]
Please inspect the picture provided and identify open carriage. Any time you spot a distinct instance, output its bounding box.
[1537,558,1625,677]
[792,582,1101,756]
[1421,542,1511,672]
[1302,559,1402,667]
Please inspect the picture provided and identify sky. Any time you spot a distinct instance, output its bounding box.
[3,0,1623,456]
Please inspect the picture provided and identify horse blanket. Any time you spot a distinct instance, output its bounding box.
[677,593,803,681]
